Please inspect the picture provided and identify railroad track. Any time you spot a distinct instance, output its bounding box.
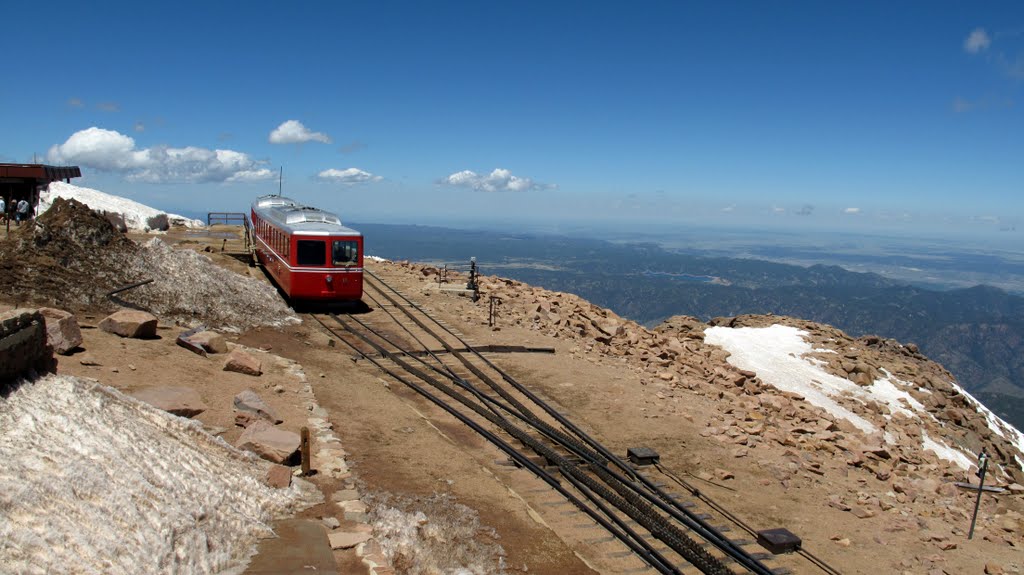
[311,270,839,575]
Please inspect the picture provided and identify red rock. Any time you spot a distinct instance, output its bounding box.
[327,524,373,549]
[224,348,262,376]
[233,389,280,423]
[39,307,82,355]
[266,464,292,488]
[235,411,259,428]
[235,421,300,464]
[186,330,228,354]
[132,386,207,418]
[99,309,158,339]
[850,506,876,519]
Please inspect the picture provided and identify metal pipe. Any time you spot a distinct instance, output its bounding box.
[106,278,154,297]
[968,450,989,539]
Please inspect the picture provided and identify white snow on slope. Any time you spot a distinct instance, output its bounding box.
[40,181,204,230]
[922,432,976,470]
[703,324,992,471]
[0,375,317,574]
[704,325,877,434]
[948,379,1024,469]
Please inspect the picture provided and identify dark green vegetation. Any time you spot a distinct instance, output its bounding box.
[358,223,1024,430]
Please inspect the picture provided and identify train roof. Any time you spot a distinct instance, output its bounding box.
[252,195,361,236]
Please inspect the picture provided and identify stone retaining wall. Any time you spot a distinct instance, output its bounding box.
[0,309,53,386]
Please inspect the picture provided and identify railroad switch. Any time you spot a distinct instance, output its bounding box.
[626,447,660,466]
[756,528,801,554]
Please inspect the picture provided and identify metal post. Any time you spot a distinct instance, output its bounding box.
[300,426,311,476]
[467,257,479,301]
[968,449,989,539]
[489,296,500,327]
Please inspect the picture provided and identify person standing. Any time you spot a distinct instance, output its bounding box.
[0,197,6,224]
[16,198,29,225]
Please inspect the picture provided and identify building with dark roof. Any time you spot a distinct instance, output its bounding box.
[0,163,81,220]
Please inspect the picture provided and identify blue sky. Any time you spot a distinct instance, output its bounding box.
[2,2,1022,240]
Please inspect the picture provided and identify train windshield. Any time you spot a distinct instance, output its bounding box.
[332,240,359,266]
[297,240,326,266]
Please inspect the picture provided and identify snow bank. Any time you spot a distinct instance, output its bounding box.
[40,181,204,231]
[0,375,318,575]
[704,324,988,471]
[704,324,876,433]
[948,380,1024,464]
[366,492,506,575]
[122,238,299,331]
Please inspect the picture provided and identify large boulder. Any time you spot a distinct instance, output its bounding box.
[235,421,300,464]
[224,348,262,376]
[99,309,158,339]
[39,307,83,355]
[132,386,207,418]
[233,389,280,424]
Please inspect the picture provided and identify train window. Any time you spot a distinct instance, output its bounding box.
[332,240,359,266]
[297,240,326,266]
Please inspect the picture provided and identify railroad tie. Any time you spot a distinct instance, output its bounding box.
[606,550,635,558]
[621,567,657,575]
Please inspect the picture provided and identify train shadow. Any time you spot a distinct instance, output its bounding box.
[290,300,372,315]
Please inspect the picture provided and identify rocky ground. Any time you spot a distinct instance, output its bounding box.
[2,209,1023,575]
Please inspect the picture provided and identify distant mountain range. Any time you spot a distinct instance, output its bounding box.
[357,222,1024,430]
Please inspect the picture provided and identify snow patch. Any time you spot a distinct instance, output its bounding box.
[367,492,506,574]
[40,181,204,231]
[949,380,1024,458]
[704,325,876,434]
[869,370,927,418]
[0,375,318,574]
[922,432,975,471]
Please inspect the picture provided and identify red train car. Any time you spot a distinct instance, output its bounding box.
[250,195,363,301]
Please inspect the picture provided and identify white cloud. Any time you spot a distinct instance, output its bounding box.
[440,168,548,192]
[227,169,276,182]
[843,207,861,214]
[317,168,382,185]
[67,98,84,109]
[97,101,120,112]
[134,121,145,133]
[721,204,736,213]
[771,206,785,214]
[47,127,274,184]
[964,28,991,54]
[268,120,331,144]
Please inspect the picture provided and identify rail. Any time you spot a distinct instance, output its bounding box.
[304,270,842,574]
